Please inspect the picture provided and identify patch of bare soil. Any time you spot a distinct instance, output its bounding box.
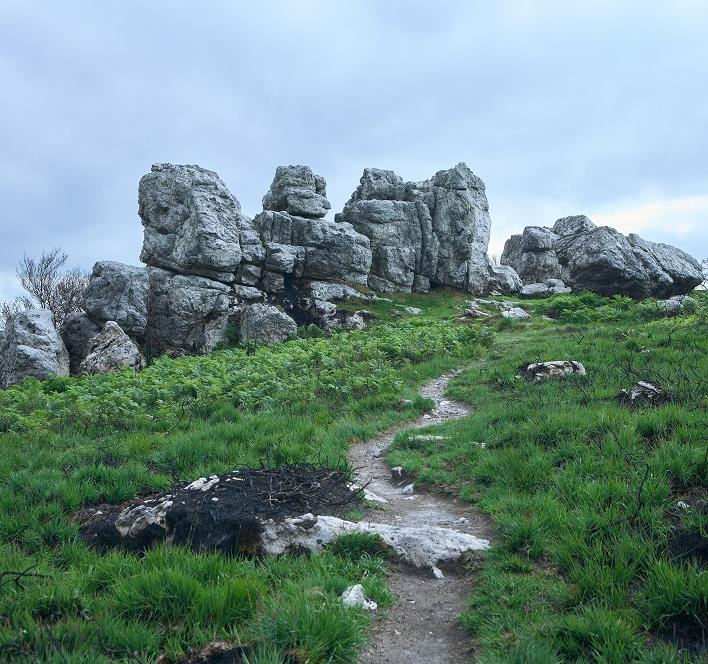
[348,371,493,664]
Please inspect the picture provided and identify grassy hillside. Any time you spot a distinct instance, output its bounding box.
[0,292,705,663]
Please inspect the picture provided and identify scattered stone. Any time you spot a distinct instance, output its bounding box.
[0,309,70,388]
[391,466,407,482]
[237,304,297,345]
[401,483,415,495]
[432,566,445,580]
[79,321,144,375]
[261,513,490,570]
[341,584,377,610]
[409,435,447,443]
[522,360,586,381]
[501,307,531,320]
[663,295,697,316]
[521,280,571,297]
[404,306,422,315]
[349,483,389,504]
[617,381,668,407]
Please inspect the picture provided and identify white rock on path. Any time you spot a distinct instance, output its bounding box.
[341,584,378,610]
[260,513,490,570]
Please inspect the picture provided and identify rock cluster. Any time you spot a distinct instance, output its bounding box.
[502,215,702,298]
[0,309,70,388]
[336,164,520,295]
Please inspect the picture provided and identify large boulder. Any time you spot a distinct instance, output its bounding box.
[502,215,702,297]
[236,304,297,344]
[0,309,70,388]
[146,268,232,355]
[139,163,257,282]
[262,165,331,219]
[79,321,144,375]
[59,311,101,374]
[83,261,148,339]
[254,210,371,287]
[336,163,508,295]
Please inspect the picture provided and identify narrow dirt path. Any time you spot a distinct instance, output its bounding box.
[348,370,493,664]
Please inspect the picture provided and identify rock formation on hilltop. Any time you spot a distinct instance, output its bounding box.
[501,215,702,298]
[336,163,520,295]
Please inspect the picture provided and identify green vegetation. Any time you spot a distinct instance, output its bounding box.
[0,318,482,662]
[1,290,705,662]
[387,292,707,663]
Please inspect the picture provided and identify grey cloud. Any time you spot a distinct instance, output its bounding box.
[0,0,706,299]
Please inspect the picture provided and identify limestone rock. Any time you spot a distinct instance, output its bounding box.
[502,215,702,297]
[139,163,256,282]
[341,585,377,611]
[79,321,144,375]
[336,163,501,294]
[0,309,69,388]
[147,269,231,355]
[521,279,572,297]
[262,165,331,218]
[523,360,586,381]
[617,381,668,407]
[501,307,530,320]
[255,210,371,286]
[237,304,296,344]
[663,295,696,316]
[83,261,148,339]
[59,311,101,374]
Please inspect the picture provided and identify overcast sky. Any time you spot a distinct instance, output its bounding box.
[1,0,707,301]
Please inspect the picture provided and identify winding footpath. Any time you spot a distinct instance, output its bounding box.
[348,371,493,664]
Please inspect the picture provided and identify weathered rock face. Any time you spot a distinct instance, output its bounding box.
[79,321,144,375]
[139,163,256,283]
[82,262,148,339]
[262,165,331,219]
[336,163,506,294]
[255,210,371,286]
[502,215,702,298]
[0,309,70,388]
[59,312,101,374]
[236,304,297,344]
[146,269,232,355]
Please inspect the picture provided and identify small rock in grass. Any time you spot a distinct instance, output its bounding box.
[404,306,422,315]
[401,483,415,495]
[522,360,585,381]
[617,381,668,407]
[391,466,407,481]
[501,307,530,320]
[341,584,377,610]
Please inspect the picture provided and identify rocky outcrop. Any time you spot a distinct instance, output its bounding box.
[82,261,148,339]
[236,304,297,344]
[336,163,508,294]
[139,163,257,283]
[146,269,232,355]
[79,321,144,375]
[502,215,702,298]
[0,309,70,388]
[59,312,101,374]
[262,165,331,219]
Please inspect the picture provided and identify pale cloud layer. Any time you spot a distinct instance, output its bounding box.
[1,0,706,299]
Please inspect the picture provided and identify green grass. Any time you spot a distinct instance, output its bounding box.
[0,317,483,662]
[387,293,707,663]
[1,290,705,662]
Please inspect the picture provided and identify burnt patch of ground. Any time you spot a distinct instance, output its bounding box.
[76,464,359,555]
